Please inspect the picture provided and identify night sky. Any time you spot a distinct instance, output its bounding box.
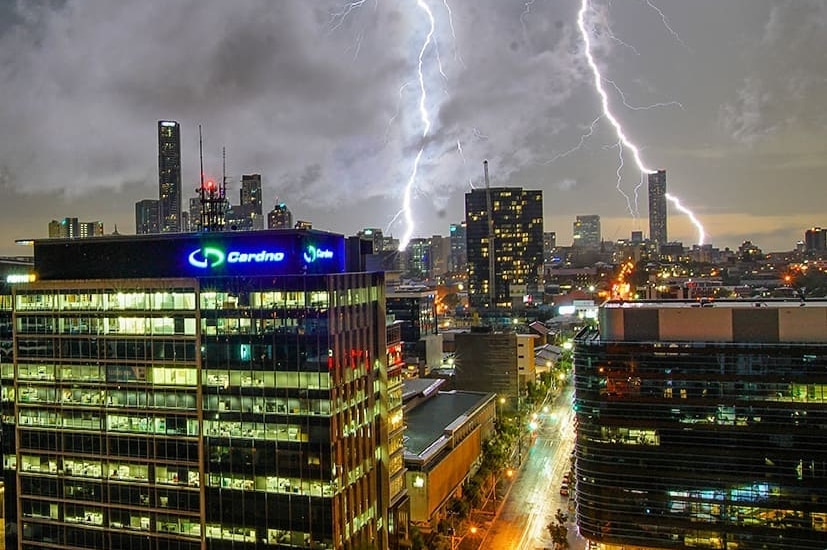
[0,0,825,255]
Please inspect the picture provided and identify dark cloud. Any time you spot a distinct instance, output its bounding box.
[0,1,824,253]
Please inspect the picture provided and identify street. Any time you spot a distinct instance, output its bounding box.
[478,384,587,550]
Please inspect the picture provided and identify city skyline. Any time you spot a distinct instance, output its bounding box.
[0,1,826,255]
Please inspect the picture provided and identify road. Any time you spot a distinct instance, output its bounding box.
[479,385,587,550]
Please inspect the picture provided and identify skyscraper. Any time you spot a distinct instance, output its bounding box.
[237,173,264,231]
[7,229,392,549]
[572,215,601,248]
[158,120,182,233]
[648,169,667,247]
[465,186,543,309]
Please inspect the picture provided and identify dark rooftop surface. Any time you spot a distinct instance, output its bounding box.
[404,390,489,456]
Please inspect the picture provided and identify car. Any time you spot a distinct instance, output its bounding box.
[559,486,569,497]
[562,473,570,483]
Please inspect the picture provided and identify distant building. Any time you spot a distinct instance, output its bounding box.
[429,235,450,280]
[48,217,77,239]
[78,221,104,238]
[405,238,431,280]
[648,169,668,248]
[574,300,827,550]
[135,199,159,234]
[267,202,293,229]
[47,218,102,239]
[543,231,557,262]
[572,215,601,248]
[188,196,202,232]
[158,120,182,233]
[239,174,264,230]
[804,227,827,253]
[448,223,467,273]
[465,185,544,309]
[358,228,386,254]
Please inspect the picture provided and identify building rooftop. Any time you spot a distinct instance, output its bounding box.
[603,298,820,309]
[404,390,491,457]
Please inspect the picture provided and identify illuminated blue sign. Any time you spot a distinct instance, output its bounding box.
[303,245,334,263]
[188,247,287,270]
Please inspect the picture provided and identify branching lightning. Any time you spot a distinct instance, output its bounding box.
[643,0,690,52]
[577,0,705,245]
[398,0,437,251]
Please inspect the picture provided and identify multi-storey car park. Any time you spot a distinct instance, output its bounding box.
[3,229,394,550]
[574,299,827,550]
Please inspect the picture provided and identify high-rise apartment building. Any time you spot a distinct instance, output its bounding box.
[48,218,102,239]
[465,186,543,309]
[267,202,293,230]
[648,169,667,247]
[48,217,78,239]
[158,120,182,233]
[448,223,467,274]
[78,221,104,238]
[572,215,600,248]
[135,199,160,235]
[574,300,827,550]
[6,229,393,550]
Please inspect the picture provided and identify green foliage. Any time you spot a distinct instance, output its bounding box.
[546,508,570,549]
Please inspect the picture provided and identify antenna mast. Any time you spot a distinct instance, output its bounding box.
[198,125,226,232]
[484,160,495,308]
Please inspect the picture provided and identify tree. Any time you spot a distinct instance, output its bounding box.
[546,508,569,549]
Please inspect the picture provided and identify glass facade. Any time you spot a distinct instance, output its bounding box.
[7,264,389,549]
[574,322,827,549]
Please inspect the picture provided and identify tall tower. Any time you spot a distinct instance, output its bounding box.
[158,121,182,233]
[648,169,668,247]
[465,167,544,310]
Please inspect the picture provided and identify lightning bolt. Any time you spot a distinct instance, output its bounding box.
[398,0,436,251]
[643,0,690,52]
[577,0,705,245]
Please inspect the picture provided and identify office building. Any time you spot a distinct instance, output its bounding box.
[6,229,392,550]
[648,169,667,248]
[267,203,293,230]
[404,238,430,280]
[136,200,160,235]
[158,120,182,233]
[465,186,543,309]
[402,379,495,526]
[453,327,537,407]
[448,223,466,274]
[572,215,601,248]
[386,287,440,374]
[356,229,385,255]
[574,300,827,550]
